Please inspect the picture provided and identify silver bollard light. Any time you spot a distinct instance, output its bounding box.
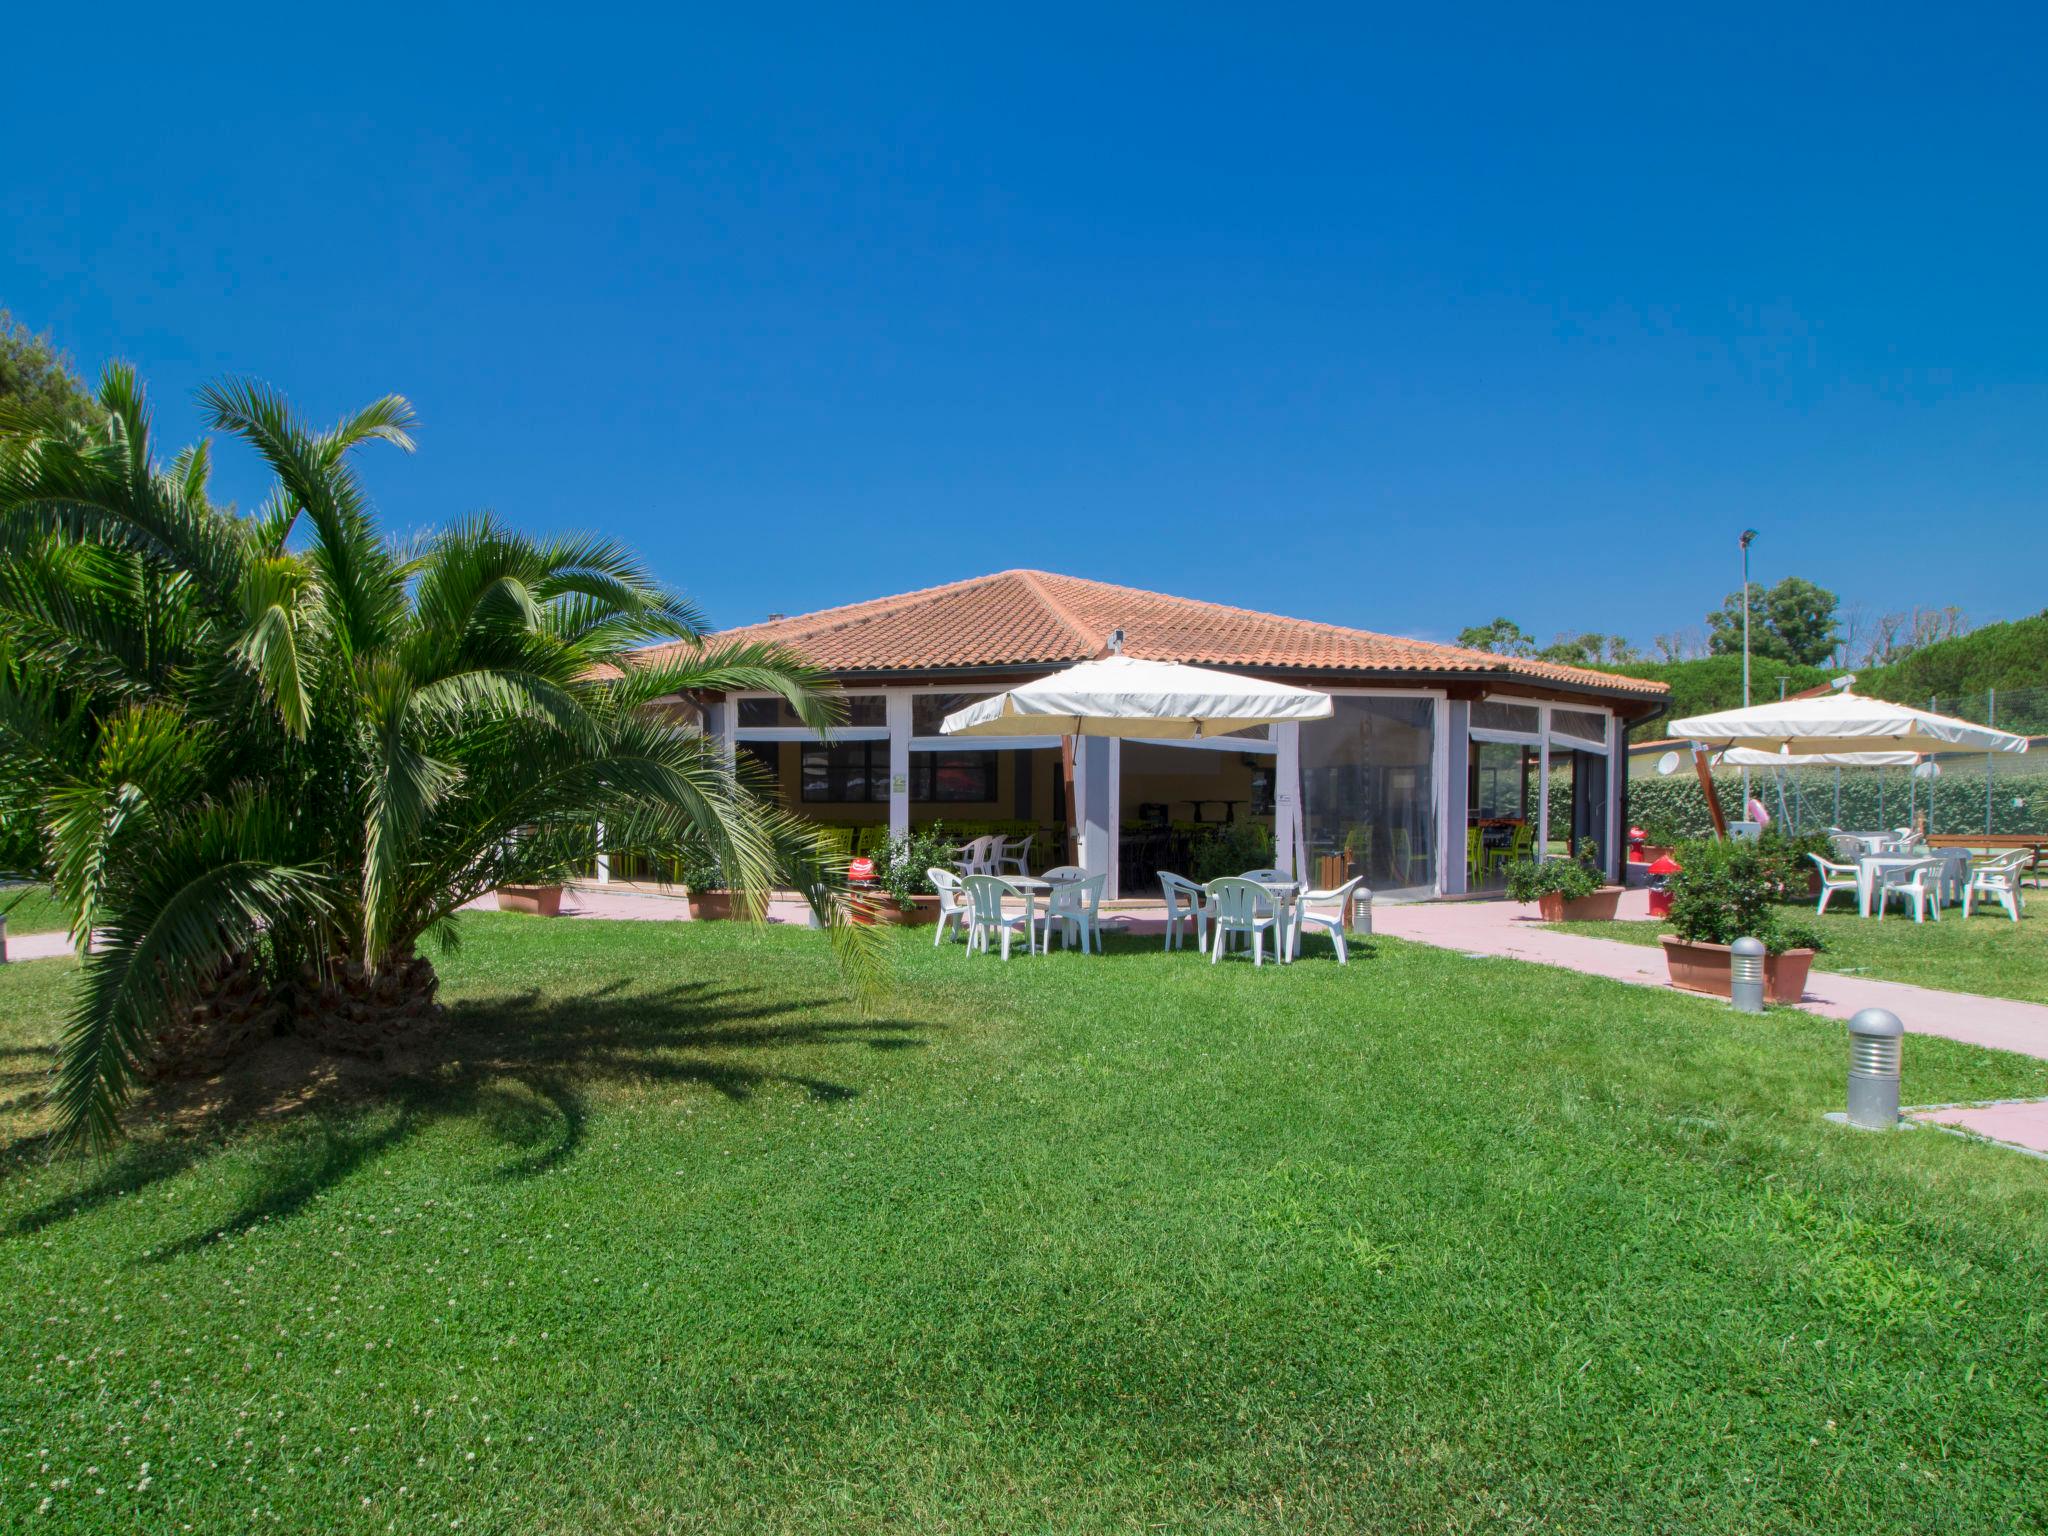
[1728,935,1766,1013]
[1351,888,1373,936]
[1846,1007,1904,1129]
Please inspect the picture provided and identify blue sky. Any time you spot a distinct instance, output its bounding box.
[7,3,2045,650]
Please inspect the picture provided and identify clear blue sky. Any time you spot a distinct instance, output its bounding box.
[8,3,2044,650]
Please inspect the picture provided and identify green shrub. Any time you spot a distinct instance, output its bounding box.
[1666,843,1827,954]
[874,823,960,910]
[1189,822,1277,883]
[1505,838,1604,903]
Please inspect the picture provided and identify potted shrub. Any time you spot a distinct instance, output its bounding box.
[851,823,956,927]
[1505,840,1622,920]
[496,883,564,916]
[1659,846,1825,1003]
[678,845,738,921]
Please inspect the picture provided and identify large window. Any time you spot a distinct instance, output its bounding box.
[801,742,884,802]
[741,693,884,729]
[913,751,997,803]
[1301,696,1438,896]
[800,744,999,803]
[912,693,993,735]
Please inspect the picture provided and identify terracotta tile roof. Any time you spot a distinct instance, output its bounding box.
[636,570,1667,698]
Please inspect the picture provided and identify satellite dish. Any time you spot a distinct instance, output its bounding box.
[1655,751,1681,776]
[1912,760,1941,780]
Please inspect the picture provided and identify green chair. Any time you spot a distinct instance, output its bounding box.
[1388,827,1414,884]
[816,826,855,860]
[1484,823,1533,879]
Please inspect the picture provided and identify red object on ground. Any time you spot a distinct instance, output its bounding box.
[847,856,875,885]
[1646,853,1681,919]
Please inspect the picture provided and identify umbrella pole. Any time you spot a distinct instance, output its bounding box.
[1061,735,1077,864]
[1693,745,1729,839]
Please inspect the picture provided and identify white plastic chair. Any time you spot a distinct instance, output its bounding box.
[1727,821,1762,844]
[962,874,1039,958]
[1964,851,2027,923]
[1158,872,1211,953]
[953,836,996,877]
[1876,858,1943,923]
[1206,877,1279,965]
[1807,852,1859,917]
[1290,876,1364,963]
[1042,872,1107,953]
[927,867,971,946]
[993,834,1033,877]
[1827,834,1864,863]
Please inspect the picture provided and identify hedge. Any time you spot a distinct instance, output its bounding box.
[1615,768,2048,842]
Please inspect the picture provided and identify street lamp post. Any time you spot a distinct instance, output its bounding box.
[1739,528,1758,819]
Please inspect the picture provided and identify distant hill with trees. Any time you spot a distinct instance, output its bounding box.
[1572,611,2048,741]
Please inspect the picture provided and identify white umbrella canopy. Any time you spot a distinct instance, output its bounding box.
[939,654,1333,739]
[1671,690,2028,757]
[1717,746,1924,769]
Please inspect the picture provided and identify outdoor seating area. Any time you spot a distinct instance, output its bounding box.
[1816,830,2031,922]
[937,848,1367,965]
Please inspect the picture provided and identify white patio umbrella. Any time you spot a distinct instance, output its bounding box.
[940,644,1333,873]
[1671,691,2029,757]
[938,652,1333,739]
[1671,691,2025,837]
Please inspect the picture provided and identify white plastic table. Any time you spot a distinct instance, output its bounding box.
[1856,853,1968,917]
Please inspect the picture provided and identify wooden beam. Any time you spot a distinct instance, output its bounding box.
[1692,745,1729,838]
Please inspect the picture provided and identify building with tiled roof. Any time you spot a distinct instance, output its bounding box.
[640,569,1667,702]
[630,571,1667,901]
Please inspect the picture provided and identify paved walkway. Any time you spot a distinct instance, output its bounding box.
[1374,889,2048,1062]
[2,929,73,962]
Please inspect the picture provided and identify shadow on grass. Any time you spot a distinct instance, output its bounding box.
[5,976,932,1256]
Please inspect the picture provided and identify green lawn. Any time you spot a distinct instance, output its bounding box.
[4,916,2048,1533]
[0,886,72,936]
[1549,904,2048,1005]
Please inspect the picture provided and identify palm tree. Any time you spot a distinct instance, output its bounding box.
[0,368,878,1148]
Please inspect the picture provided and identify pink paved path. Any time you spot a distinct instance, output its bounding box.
[1910,1100,2048,1158]
[1373,888,2048,1064]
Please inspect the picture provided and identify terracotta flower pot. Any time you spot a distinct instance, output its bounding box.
[849,893,942,927]
[1660,936,1816,1004]
[1642,845,1674,866]
[496,885,563,916]
[688,890,736,921]
[1535,885,1624,922]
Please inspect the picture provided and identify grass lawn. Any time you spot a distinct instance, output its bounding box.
[4,917,2048,1532]
[1549,903,2048,1005]
[0,886,73,937]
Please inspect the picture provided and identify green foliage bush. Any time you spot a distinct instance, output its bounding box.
[1189,822,1277,883]
[1665,842,1827,955]
[1505,839,1603,903]
[875,823,960,910]
[1622,768,2048,842]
